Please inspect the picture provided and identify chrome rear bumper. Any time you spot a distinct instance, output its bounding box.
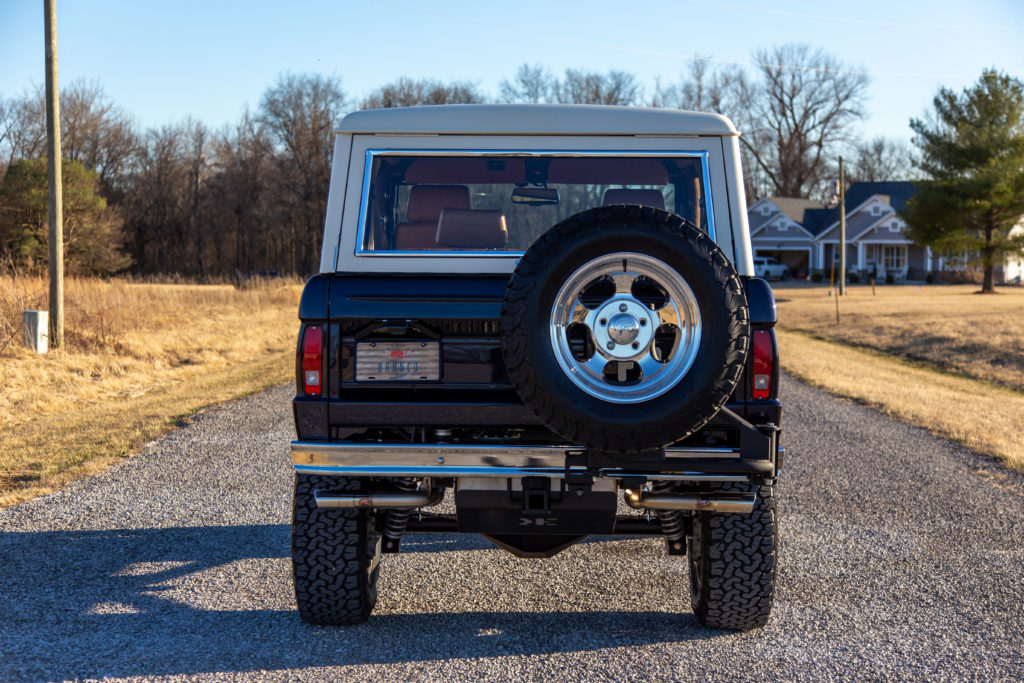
[291,441,760,482]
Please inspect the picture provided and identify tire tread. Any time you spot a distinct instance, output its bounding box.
[292,474,380,626]
[689,482,776,630]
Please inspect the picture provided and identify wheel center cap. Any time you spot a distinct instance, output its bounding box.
[608,314,640,344]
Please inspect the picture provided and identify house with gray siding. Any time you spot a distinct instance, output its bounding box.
[746,197,822,278]
[750,182,934,280]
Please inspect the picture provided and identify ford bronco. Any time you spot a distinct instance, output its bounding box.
[290,104,781,630]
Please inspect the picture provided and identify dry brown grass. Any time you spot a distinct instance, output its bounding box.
[778,329,1024,473]
[0,275,302,505]
[776,284,1024,392]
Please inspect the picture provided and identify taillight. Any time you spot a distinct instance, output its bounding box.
[302,325,323,396]
[751,329,773,400]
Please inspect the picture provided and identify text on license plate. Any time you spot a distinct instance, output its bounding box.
[355,341,441,381]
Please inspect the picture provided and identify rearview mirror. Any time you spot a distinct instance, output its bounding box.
[511,187,560,206]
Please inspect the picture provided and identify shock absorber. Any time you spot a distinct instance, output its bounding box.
[651,479,687,554]
[381,477,419,552]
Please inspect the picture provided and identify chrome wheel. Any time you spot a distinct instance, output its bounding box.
[549,252,702,404]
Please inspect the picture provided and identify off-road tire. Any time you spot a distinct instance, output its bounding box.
[292,474,381,625]
[501,205,749,453]
[688,482,776,630]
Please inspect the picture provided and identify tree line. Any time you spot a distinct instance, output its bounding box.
[0,43,944,278]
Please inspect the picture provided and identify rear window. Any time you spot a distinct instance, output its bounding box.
[358,151,713,254]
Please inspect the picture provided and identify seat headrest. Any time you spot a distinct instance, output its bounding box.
[436,209,508,249]
[406,185,471,222]
[394,222,440,250]
[602,188,666,211]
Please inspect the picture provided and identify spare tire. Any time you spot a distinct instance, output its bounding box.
[501,205,749,453]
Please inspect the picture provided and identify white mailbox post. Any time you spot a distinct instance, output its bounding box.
[23,310,49,354]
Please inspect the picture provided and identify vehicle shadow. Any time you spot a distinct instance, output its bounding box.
[0,524,720,679]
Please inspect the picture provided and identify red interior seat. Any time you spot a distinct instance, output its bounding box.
[393,185,470,250]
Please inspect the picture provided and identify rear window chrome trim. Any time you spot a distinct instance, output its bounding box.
[354,148,716,258]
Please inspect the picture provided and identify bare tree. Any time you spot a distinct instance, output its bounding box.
[499,65,642,105]
[180,118,211,276]
[122,122,189,273]
[499,64,555,103]
[0,93,46,168]
[0,97,15,175]
[59,81,139,199]
[207,110,273,275]
[556,69,641,105]
[846,136,915,183]
[361,77,483,109]
[258,73,347,273]
[0,81,138,198]
[742,44,870,198]
[651,58,739,112]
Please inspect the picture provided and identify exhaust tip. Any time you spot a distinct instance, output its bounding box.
[313,490,439,509]
[626,491,756,514]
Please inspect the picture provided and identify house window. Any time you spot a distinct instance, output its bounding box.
[778,224,788,231]
[889,222,900,232]
[761,206,771,216]
[871,205,881,216]
[883,245,906,269]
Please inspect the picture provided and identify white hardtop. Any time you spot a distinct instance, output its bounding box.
[337,104,738,137]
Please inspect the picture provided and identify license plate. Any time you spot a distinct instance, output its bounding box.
[356,341,441,381]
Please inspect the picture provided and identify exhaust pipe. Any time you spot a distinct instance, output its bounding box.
[314,490,440,509]
[626,490,756,514]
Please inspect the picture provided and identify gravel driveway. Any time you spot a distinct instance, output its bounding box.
[2,375,1023,681]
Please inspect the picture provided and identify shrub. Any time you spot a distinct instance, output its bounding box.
[848,273,859,284]
[885,273,895,284]
[811,272,823,283]
[925,273,934,284]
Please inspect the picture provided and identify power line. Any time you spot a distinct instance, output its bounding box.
[692,0,1024,32]
[367,0,997,80]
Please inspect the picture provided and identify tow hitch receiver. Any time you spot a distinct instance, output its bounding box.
[455,477,617,556]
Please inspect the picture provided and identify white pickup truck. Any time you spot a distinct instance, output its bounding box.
[753,256,791,280]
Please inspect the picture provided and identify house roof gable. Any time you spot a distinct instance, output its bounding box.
[751,214,815,239]
[746,198,779,233]
[770,197,824,224]
[849,213,910,243]
[814,183,917,241]
[844,181,917,212]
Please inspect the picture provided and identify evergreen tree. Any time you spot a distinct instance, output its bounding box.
[0,157,130,274]
[903,69,1024,292]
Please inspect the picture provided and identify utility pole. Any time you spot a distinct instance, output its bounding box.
[838,156,847,296]
[45,0,64,348]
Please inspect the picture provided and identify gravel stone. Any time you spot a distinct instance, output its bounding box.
[1,376,1022,681]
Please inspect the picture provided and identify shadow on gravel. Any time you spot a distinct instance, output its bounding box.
[0,525,717,679]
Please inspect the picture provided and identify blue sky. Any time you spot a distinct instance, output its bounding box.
[2,0,1023,144]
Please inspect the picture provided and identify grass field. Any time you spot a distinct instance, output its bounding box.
[776,283,1024,473]
[0,275,302,506]
[775,284,1024,392]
